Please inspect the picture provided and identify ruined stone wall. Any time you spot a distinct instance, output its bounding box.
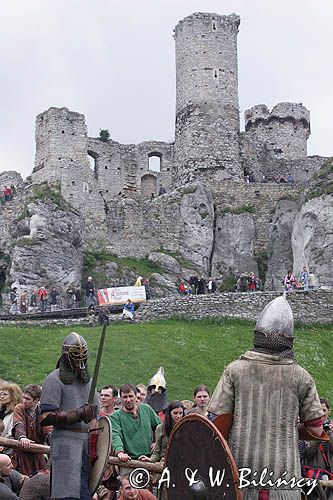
[31,107,105,232]
[136,290,333,325]
[174,12,242,181]
[87,138,174,201]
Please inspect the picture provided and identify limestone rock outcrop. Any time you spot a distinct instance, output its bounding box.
[9,199,84,291]
[266,199,298,290]
[211,211,258,278]
[292,195,333,289]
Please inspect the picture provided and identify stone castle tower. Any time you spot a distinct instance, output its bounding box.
[31,11,315,203]
[174,12,242,182]
[244,103,310,160]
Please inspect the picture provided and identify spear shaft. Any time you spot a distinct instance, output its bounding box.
[88,324,107,403]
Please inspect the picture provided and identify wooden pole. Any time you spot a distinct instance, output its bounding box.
[0,437,164,473]
[0,437,50,454]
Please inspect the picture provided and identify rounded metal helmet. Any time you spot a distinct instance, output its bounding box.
[147,366,166,393]
[255,295,294,338]
[253,295,294,358]
[62,332,88,370]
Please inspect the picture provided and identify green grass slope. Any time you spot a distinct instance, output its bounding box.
[0,319,332,402]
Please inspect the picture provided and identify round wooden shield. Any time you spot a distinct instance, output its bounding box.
[89,416,112,495]
[165,414,241,499]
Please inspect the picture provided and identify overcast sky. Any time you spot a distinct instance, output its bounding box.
[1,0,332,180]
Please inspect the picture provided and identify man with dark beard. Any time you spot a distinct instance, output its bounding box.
[208,296,326,500]
[40,333,98,500]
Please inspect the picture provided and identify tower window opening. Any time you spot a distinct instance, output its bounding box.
[148,153,162,172]
[87,150,99,180]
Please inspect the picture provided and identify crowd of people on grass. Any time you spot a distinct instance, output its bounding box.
[0,376,332,499]
[0,295,332,499]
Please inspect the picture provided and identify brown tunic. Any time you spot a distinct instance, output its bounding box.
[13,403,51,476]
[208,351,323,500]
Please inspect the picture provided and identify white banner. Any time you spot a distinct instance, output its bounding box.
[97,286,146,306]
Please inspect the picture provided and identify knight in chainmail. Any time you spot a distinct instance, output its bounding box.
[208,296,327,500]
[40,333,99,500]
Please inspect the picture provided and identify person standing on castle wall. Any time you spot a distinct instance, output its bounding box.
[287,173,294,185]
[38,286,48,312]
[247,272,256,292]
[74,284,82,307]
[3,186,12,202]
[249,171,256,183]
[143,278,151,300]
[9,287,18,314]
[308,271,318,290]
[300,266,309,291]
[134,276,143,287]
[30,290,37,309]
[284,270,296,291]
[66,283,76,309]
[197,277,206,294]
[84,276,97,307]
[20,290,28,314]
[207,277,216,293]
[49,287,59,311]
[189,275,199,294]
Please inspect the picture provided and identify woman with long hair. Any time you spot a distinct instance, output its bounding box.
[187,384,215,421]
[140,400,185,463]
[0,382,23,453]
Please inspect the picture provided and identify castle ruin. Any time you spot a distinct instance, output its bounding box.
[1,12,331,298]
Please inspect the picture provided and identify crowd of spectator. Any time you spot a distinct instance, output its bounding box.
[243,168,295,185]
[178,276,216,295]
[8,283,87,315]
[283,266,318,292]
[236,271,263,292]
[0,377,332,499]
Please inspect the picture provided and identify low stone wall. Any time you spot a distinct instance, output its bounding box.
[0,291,331,326]
[136,290,333,325]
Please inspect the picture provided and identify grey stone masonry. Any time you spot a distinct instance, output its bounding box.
[174,12,242,181]
[244,102,310,160]
[87,137,174,201]
[136,290,333,325]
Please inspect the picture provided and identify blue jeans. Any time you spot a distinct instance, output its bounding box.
[40,300,48,312]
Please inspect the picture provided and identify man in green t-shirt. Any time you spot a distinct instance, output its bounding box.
[111,384,161,462]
